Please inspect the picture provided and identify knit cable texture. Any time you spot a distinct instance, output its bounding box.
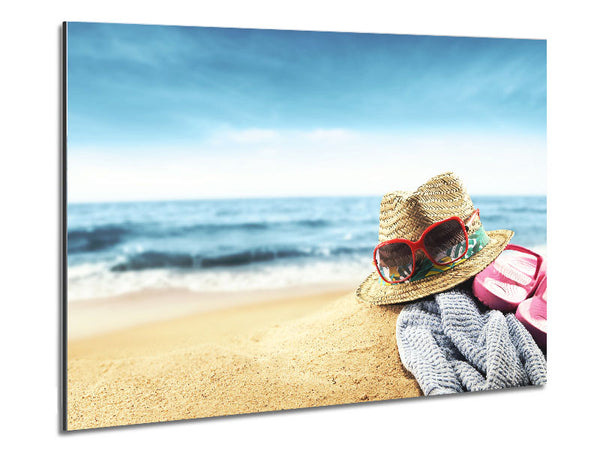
[396,286,547,395]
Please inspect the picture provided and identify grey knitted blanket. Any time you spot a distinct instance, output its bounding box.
[396,286,547,395]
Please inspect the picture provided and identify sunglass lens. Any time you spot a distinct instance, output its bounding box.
[423,219,468,265]
[375,242,413,283]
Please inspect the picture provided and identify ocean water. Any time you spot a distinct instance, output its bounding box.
[67,196,546,301]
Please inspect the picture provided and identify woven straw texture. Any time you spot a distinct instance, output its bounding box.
[356,172,514,305]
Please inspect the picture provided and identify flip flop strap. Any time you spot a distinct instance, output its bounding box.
[504,244,543,280]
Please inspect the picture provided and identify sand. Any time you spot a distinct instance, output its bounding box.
[67,288,422,430]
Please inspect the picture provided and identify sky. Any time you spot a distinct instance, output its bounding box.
[66,22,546,202]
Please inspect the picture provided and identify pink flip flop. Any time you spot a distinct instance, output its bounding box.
[472,244,546,312]
[516,276,547,349]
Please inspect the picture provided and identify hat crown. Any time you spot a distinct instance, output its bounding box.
[378,172,476,242]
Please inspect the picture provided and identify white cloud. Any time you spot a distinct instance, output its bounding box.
[305,128,356,142]
[68,128,546,203]
[226,128,280,144]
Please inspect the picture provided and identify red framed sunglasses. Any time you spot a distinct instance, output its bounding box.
[374,209,480,284]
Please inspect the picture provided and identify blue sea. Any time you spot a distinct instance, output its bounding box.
[67,196,546,301]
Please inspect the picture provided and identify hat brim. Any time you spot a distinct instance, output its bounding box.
[356,229,514,305]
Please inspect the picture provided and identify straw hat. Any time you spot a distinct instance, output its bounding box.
[356,172,514,305]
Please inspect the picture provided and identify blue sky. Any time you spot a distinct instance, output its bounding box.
[67,23,546,202]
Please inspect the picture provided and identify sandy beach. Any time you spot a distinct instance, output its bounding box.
[67,287,422,430]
